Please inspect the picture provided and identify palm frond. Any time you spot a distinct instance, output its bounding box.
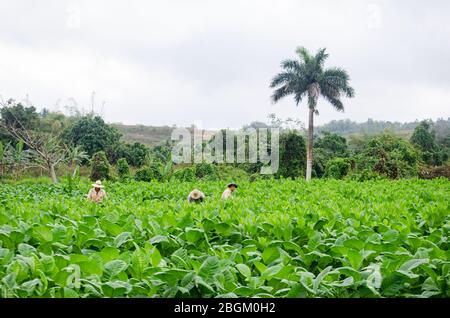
[271,86,293,103]
[270,71,295,88]
[294,91,307,106]
[325,95,344,111]
[280,59,302,73]
[314,48,329,68]
[296,46,312,63]
[271,47,354,110]
[320,67,355,98]
[320,83,345,111]
[270,68,309,104]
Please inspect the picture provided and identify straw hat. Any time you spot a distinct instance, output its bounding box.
[189,189,204,200]
[91,180,104,188]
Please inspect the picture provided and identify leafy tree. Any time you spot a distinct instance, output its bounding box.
[63,115,121,161]
[410,121,447,166]
[324,158,352,179]
[113,142,150,167]
[67,146,89,177]
[0,101,40,130]
[434,117,450,147]
[151,143,172,165]
[117,158,130,180]
[1,110,70,182]
[410,121,436,152]
[313,132,349,177]
[39,111,74,135]
[270,47,355,180]
[355,133,419,179]
[315,132,348,156]
[128,142,150,167]
[277,131,306,179]
[90,151,111,181]
[0,101,40,146]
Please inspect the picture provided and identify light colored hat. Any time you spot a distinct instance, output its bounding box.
[189,189,204,200]
[91,180,104,188]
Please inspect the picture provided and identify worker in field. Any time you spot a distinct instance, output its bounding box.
[87,180,107,203]
[187,189,205,203]
[221,183,238,199]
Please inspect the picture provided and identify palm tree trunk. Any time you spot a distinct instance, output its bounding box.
[72,165,79,178]
[306,107,314,181]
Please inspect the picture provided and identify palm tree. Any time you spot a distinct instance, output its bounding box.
[67,145,89,177]
[270,47,355,180]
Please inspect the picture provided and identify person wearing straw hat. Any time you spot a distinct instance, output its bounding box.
[187,189,205,203]
[221,183,238,199]
[87,180,107,203]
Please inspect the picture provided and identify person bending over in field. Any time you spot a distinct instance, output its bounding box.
[87,180,107,203]
[187,189,205,203]
[221,183,238,199]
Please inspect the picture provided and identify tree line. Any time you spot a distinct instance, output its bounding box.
[0,99,449,183]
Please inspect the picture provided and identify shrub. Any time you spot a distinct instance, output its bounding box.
[324,158,352,179]
[216,164,250,181]
[419,165,450,180]
[354,133,419,179]
[348,169,385,181]
[117,158,130,180]
[277,131,306,179]
[134,167,154,182]
[134,164,162,182]
[194,163,218,180]
[172,167,196,182]
[90,151,110,181]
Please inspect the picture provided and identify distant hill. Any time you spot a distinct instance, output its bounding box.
[316,118,419,137]
[316,117,450,142]
[113,118,450,147]
[112,123,216,147]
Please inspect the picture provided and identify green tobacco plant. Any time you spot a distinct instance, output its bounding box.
[0,179,448,298]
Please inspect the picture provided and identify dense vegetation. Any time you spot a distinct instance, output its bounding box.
[1,100,449,183]
[0,179,448,298]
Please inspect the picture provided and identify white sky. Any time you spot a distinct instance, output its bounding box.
[0,0,449,129]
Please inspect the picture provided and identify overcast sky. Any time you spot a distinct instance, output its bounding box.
[0,0,449,129]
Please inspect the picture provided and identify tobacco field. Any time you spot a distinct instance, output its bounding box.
[0,179,449,298]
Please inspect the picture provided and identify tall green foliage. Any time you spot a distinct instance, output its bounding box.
[277,131,306,179]
[355,134,419,179]
[134,166,158,182]
[63,115,121,161]
[194,163,218,180]
[116,158,130,180]
[90,151,111,181]
[172,167,196,182]
[324,158,352,179]
[125,142,149,167]
[0,102,40,146]
[410,121,447,166]
[313,132,349,177]
[0,141,3,161]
